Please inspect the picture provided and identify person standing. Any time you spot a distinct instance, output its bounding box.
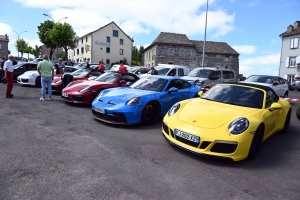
[57,58,65,74]
[37,54,54,101]
[3,55,15,98]
[66,59,73,66]
[118,63,128,72]
[150,66,158,75]
[98,61,105,74]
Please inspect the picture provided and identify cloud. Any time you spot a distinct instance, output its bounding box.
[247,2,257,7]
[240,53,280,65]
[239,65,254,72]
[232,45,256,54]
[0,23,13,35]
[12,0,235,37]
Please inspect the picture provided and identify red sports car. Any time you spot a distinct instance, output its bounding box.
[61,72,140,104]
[52,68,102,92]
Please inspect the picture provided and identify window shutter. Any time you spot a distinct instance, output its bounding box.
[295,38,299,48]
[296,56,300,64]
[290,39,293,48]
[285,57,289,67]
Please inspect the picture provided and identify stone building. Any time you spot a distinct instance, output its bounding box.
[143,32,239,75]
[0,34,9,58]
[39,45,63,61]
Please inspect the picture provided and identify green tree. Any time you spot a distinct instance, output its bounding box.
[132,46,140,65]
[31,45,41,58]
[49,22,77,61]
[15,39,28,58]
[58,51,65,59]
[138,45,144,64]
[23,46,33,60]
[37,20,57,60]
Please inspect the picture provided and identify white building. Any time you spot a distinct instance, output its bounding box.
[68,21,133,67]
[279,20,300,83]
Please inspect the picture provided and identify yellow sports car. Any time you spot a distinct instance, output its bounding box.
[162,83,292,161]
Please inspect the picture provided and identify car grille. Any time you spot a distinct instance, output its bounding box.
[92,110,127,124]
[61,96,72,102]
[21,78,28,83]
[52,85,60,90]
[210,143,237,154]
[162,122,169,135]
[175,136,199,148]
[200,141,211,149]
[73,96,84,102]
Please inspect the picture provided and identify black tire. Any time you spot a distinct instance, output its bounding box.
[248,125,264,160]
[283,92,288,98]
[141,101,161,125]
[35,76,41,87]
[281,109,291,133]
[296,105,300,121]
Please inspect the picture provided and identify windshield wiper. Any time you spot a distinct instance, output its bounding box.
[201,97,212,101]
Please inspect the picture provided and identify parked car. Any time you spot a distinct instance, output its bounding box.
[162,82,291,161]
[128,67,151,75]
[29,58,43,64]
[290,80,300,91]
[91,76,201,125]
[243,75,289,97]
[181,67,237,89]
[108,64,131,72]
[52,68,102,92]
[13,63,38,80]
[140,64,190,78]
[61,72,140,104]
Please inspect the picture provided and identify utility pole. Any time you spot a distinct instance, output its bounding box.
[201,0,209,68]
[13,30,27,58]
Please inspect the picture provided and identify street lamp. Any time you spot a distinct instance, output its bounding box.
[43,14,68,61]
[201,0,209,68]
[13,30,27,57]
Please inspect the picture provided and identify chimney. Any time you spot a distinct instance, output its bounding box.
[5,34,8,40]
[287,25,293,33]
[294,21,300,29]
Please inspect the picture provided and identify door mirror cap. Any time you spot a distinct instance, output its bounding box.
[198,91,204,97]
[126,82,131,86]
[119,80,126,84]
[269,102,282,111]
[168,87,178,93]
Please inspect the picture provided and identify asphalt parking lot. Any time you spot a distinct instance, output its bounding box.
[1,83,300,200]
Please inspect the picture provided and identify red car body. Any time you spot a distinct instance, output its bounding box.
[52,69,101,92]
[61,72,140,104]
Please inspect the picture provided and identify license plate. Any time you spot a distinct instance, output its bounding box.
[174,129,199,143]
[62,92,68,97]
[94,107,105,114]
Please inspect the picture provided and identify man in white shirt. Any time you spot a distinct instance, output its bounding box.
[4,55,15,98]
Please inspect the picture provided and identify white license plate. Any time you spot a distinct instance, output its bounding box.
[62,92,68,97]
[94,107,105,114]
[174,129,199,143]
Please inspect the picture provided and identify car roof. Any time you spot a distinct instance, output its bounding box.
[192,67,235,71]
[220,82,278,93]
[156,64,189,69]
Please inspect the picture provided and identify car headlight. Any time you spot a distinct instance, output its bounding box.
[228,118,249,134]
[80,86,93,92]
[56,80,62,84]
[168,103,180,116]
[27,74,35,77]
[97,90,105,99]
[126,96,141,106]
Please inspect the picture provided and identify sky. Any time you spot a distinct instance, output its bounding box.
[0,0,299,77]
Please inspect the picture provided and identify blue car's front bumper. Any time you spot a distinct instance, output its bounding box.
[92,102,145,125]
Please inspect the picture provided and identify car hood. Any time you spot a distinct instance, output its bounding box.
[178,99,258,129]
[243,81,272,87]
[99,87,156,104]
[64,80,111,91]
[22,70,39,75]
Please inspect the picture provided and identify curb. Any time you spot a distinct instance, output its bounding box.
[283,98,300,102]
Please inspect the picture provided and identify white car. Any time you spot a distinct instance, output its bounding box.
[17,70,42,87]
[108,64,131,71]
[139,64,190,78]
[243,75,289,97]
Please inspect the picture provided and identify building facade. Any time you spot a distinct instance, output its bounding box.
[0,34,9,58]
[279,21,300,83]
[143,32,239,75]
[68,21,133,67]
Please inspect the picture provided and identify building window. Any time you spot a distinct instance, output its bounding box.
[120,60,123,63]
[289,57,296,67]
[290,38,299,49]
[81,38,83,44]
[106,47,110,53]
[180,49,185,56]
[77,49,79,55]
[86,37,88,42]
[107,36,110,43]
[76,59,79,62]
[106,59,110,65]
[169,49,174,55]
[113,30,118,37]
[81,47,84,54]
[120,39,123,45]
[224,56,229,61]
[120,49,123,55]
[191,51,196,56]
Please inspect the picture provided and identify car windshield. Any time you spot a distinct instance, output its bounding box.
[71,69,90,76]
[244,75,274,84]
[147,67,170,75]
[13,63,24,69]
[186,68,214,78]
[130,77,168,92]
[201,85,264,109]
[95,73,121,83]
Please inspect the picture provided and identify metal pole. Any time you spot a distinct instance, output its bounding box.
[13,30,27,58]
[201,0,209,68]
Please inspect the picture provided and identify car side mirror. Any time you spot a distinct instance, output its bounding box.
[126,82,131,86]
[168,87,178,93]
[269,103,282,111]
[119,80,126,84]
[198,91,204,97]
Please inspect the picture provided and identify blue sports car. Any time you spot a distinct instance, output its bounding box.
[91,76,201,125]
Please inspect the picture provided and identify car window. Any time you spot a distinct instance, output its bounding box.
[244,75,274,84]
[279,78,285,84]
[178,68,184,76]
[71,69,90,76]
[265,90,278,108]
[167,69,176,76]
[187,68,214,78]
[121,74,136,82]
[210,71,221,80]
[166,79,186,90]
[95,73,121,83]
[130,77,168,92]
[222,71,234,79]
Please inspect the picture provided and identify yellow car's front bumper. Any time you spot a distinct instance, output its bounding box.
[162,117,256,161]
